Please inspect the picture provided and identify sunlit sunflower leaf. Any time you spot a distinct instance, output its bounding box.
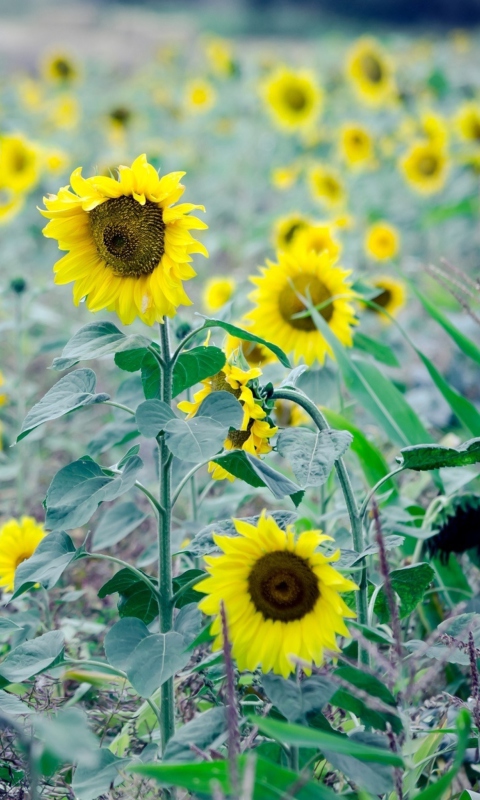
[135,399,176,438]
[277,427,353,488]
[12,531,78,598]
[50,321,150,371]
[92,501,148,551]
[186,511,297,556]
[17,369,110,442]
[172,346,226,398]
[197,391,244,430]
[199,317,291,368]
[374,563,435,623]
[0,630,65,685]
[45,454,143,531]
[398,438,480,471]
[164,417,227,461]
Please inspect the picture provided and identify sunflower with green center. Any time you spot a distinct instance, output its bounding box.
[203,277,236,313]
[400,140,448,195]
[366,276,406,321]
[339,123,374,169]
[309,164,346,209]
[273,213,310,251]
[197,512,357,677]
[247,248,357,366]
[0,134,40,195]
[0,517,46,593]
[346,37,394,106]
[364,221,400,261]
[177,360,277,481]
[40,154,208,325]
[262,67,323,133]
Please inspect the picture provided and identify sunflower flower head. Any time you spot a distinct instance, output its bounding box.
[247,247,357,366]
[197,511,357,677]
[400,140,449,195]
[366,276,406,321]
[203,277,236,313]
[455,102,480,143]
[262,67,323,133]
[177,356,277,481]
[273,213,310,251]
[42,52,79,84]
[339,123,374,168]
[294,221,342,260]
[40,154,208,325]
[309,163,346,209]
[425,494,480,564]
[346,37,395,106]
[185,79,217,114]
[0,134,40,195]
[364,221,400,261]
[205,37,236,77]
[0,517,46,593]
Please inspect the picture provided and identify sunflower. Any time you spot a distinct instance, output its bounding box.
[42,52,79,84]
[273,213,310,251]
[247,248,357,366]
[366,276,406,320]
[0,517,46,593]
[49,94,80,130]
[420,111,449,148]
[225,323,275,368]
[455,102,480,143]
[43,149,69,175]
[271,164,300,191]
[0,371,7,406]
[425,495,480,564]
[203,277,236,313]
[197,512,357,677]
[177,360,277,481]
[309,164,346,209]
[40,154,208,325]
[364,221,400,261]
[339,123,374,168]
[0,134,40,194]
[346,37,394,106]
[185,79,217,114]
[262,67,323,133]
[205,37,236,77]
[400,140,448,195]
[294,222,342,259]
[0,190,25,225]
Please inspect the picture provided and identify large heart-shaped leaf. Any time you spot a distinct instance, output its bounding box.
[277,427,352,488]
[164,417,226,462]
[172,346,226,397]
[51,321,150,371]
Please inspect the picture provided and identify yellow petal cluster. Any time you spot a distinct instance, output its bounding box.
[0,517,46,593]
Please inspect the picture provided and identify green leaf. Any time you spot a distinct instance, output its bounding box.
[87,418,139,458]
[197,390,244,429]
[13,531,78,598]
[141,351,161,400]
[135,399,176,438]
[50,321,150,371]
[114,348,149,372]
[33,708,100,768]
[325,730,394,794]
[244,453,301,499]
[72,749,130,800]
[0,689,34,715]
[187,511,297,556]
[277,427,352,488]
[414,347,480,436]
[164,417,227,462]
[174,604,202,645]
[0,630,64,684]
[45,455,143,531]
[200,318,291,367]
[250,716,404,766]
[353,332,400,367]
[104,617,150,672]
[125,631,189,697]
[92,502,148,551]
[410,283,480,366]
[322,407,397,495]
[422,195,479,227]
[262,674,336,724]
[99,568,158,625]
[412,709,470,800]
[374,562,435,623]
[17,369,109,442]
[212,449,265,487]
[172,569,206,608]
[173,346,226,398]
[163,707,227,762]
[331,665,401,733]
[399,438,480,471]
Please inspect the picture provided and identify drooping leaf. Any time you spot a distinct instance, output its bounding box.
[163,707,227,762]
[374,562,435,623]
[92,502,148,551]
[13,531,78,598]
[212,450,265,487]
[45,455,143,531]
[399,438,480,471]
[196,390,244,430]
[415,347,480,436]
[135,399,176,438]
[244,453,301,499]
[410,283,480,366]
[277,427,352,488]
[172,346,226,398]
[0,630,65,684]
[50,321,150,371]
[17,369,109,442]
[164,417,227,462]
[200,318,291,368]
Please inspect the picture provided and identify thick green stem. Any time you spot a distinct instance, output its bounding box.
[158,321,175,752]
[14,291,26,514]
[272,389,369,662]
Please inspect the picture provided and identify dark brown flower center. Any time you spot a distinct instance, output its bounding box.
[283,221,305,246]
[360,54,383,83]
[284,86,308,111]
[54,59,74,79]
[248,550,320,621]
[279,274,333,331]
[417,155,439,176]
[110,107,132,126]
[371,288,392,309]
[210,372,242,398]
[89,195,165,277]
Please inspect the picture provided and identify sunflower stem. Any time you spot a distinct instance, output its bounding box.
[272,388,369,664]
[158,320,175,753]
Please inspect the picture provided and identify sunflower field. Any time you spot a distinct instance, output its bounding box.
[1,3,480,798]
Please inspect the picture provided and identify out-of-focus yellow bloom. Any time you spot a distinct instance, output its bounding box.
[309,163,346,209]
[455,102,480,143]
[364,222,400,261]
[294,222,342,259]
[273,213,310,251]
[42,52,79,84]
[421,111,449,147]
[271,163,300,190]
[0,517,46,593]
[400,140,448,194]
[185,79,216,113]
[262,67,323,133]
[366,276,406,321]
[17,77,43,111]
[346,37,394,106]
[0,134,40,194]
[274,399,308,427]
[451,29,471,54]
[49,94,80,130]
[339,123,374,168]
[203,277,236,312]
[0,371,7,406]
[205,37,236,77]
[0,190,25,225]
[43,149,69,175]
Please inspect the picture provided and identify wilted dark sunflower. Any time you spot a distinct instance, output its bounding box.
[425,494,480,564]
